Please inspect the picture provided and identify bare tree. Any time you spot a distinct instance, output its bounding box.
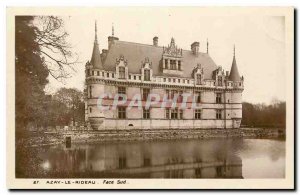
[35,16,79,81]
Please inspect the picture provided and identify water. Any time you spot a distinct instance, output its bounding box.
[37,138,285,178]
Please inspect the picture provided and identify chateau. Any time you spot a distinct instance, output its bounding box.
[85,23,244,130]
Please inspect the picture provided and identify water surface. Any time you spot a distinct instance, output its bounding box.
[38,138,285,178]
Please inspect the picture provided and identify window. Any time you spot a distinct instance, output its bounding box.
[171,108,178,119]
[97,71,100,76]
[195,109,202,119]
[170,60,176,70]
[118,107,126,119]
[196,91,201,103]
[89,86,92,98]
[107,73,109,77]
[216,109,222,119]
[89,107,92,113]
[216,93,222,103]
[142,88,150,101]
[119,67,125,79]
[170,90,177,99]
[92,71,94,75]
[112,73,114,78]
[129,75,131,79]
[163,78,166,82]
[139,76,141,80]
[118,86,126,95]
[218,76,222,86]
[178,90,183,103]
[134,75,136,80]
[196,74,202,85]
[166,108,170,119]
[102,72,104,77]
[143,108,150,119]
[173,78,176,82]
[179,109,183,119]
[178,61,181,70]
[144,69,150,81]
[165,59,169,69]
[168,78,171,82]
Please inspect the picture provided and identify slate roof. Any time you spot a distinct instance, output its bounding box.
[101,40,218,79]
[90,40,103,69]
[228,56,241,82]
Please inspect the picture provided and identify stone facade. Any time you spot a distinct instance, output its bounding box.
[85,22,244,130]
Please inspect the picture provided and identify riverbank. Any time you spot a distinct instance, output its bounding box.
[20,127,285,147]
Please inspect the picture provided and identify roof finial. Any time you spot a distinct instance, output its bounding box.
[112,22,114,36]
[206,38,209,54]
[95,20,98,42]
[233,44,236,57]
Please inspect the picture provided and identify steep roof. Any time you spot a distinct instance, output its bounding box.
[102,40,218,79]
[228,56,241,82]
[90,22,103,69]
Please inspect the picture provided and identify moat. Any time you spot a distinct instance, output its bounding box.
[31,138,285,178]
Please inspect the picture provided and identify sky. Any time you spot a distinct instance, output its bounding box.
[45,8,286,104]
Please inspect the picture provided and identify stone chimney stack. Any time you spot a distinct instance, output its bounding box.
[153,36,158,46]
[191,42,199,55]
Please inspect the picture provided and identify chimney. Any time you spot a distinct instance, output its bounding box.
[108,36,119,49]
[191,42,199,55]
[153,36,158,46]
[101,49,108,60]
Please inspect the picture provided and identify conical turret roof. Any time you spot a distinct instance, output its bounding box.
[228,48,241,82]
[90,22,103,69]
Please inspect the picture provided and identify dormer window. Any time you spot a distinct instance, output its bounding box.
[170,60,176,70]
[165,59,169,69]
[119,67,125,79]
[178,61,181,70]
[218,76,222,86]
[196,74,202,85]
[144,69,150,81]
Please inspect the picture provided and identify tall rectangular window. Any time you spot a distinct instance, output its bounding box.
[171,108,178,119]
[118,107,126,119]
[179,109,183,119]
[196,91,201,103]
[89,86,92,98]
[216,93,222,103]
[142,88,150,101]
[144,69,150,81]
[118,86,126,95]
[119,67,125,79]
[178,61,181,70]
[216,109,222,119]
[196,74,202,85]
[165,59,168,69]
[218,76,222,86]
[143,108,150,119]
[170,60,176,70]
[195,109,202,119]
[170,90,177,99]
[166,108,170,119]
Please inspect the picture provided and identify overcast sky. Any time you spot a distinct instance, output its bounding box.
[45,8,286,104]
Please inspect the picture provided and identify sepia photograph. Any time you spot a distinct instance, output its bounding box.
[6,7,294,189]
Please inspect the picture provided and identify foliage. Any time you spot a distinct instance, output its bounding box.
[52,87,85,126]
[242,101,286,128]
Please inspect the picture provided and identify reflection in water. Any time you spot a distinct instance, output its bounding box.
[38,138,285,178]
